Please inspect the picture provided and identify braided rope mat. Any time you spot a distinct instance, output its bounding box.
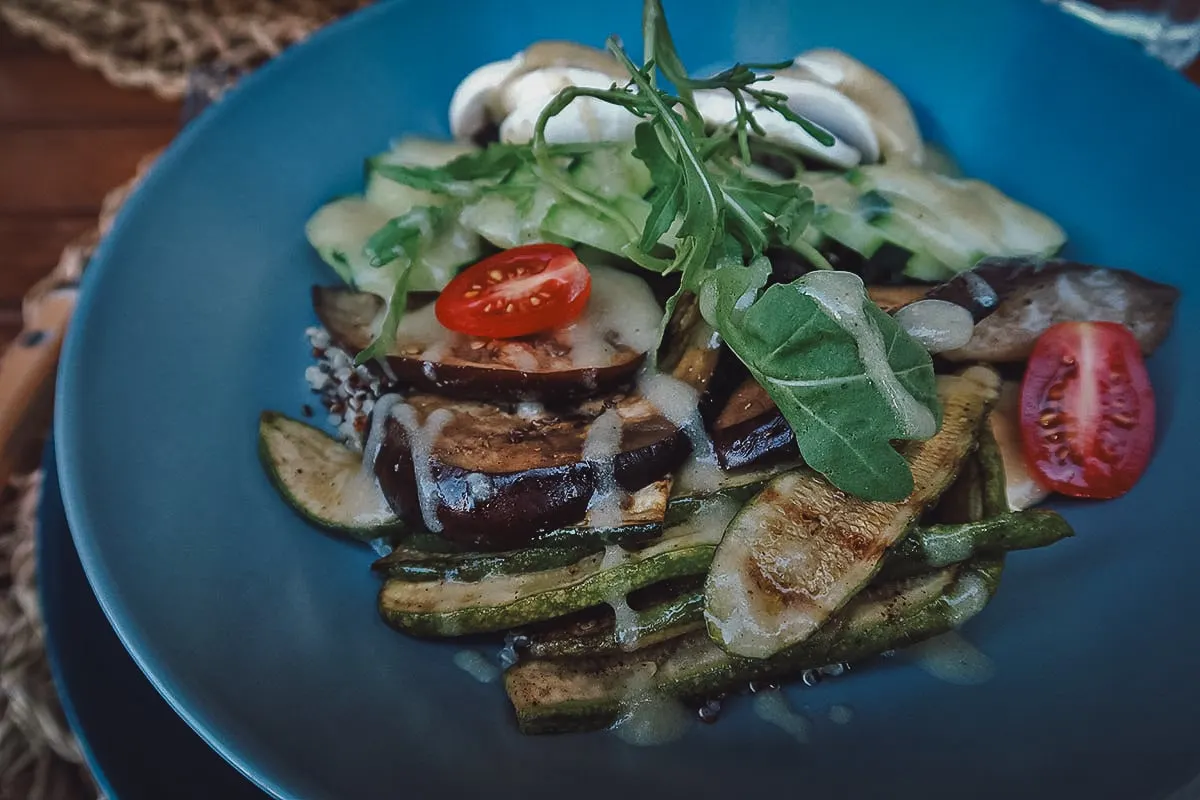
[0,0,370,100]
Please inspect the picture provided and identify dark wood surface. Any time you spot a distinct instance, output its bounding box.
[0,21,1196,353]
[0,24,180,349]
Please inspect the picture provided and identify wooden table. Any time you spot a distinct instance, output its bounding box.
[0,21,1197,353]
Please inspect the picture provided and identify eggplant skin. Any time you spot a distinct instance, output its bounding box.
[373,400,691,549]
[939,257,1179,362]
[711,377,799,471]
[312,286,645,404]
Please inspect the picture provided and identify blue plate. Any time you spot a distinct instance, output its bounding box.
[39,439,267,800]
[53,0,1200,798]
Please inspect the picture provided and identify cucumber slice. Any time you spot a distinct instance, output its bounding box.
[376,494,741,637]
[704,366,1001,659]
[305,197,391,287]
[364,137,479,217]
[505,557,1004,735]
[258,412,401,541]
[539,195,650,256]
[568,146,653,200]
[459,183,560,249]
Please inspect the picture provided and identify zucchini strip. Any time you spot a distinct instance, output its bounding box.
[505,557,1004,735]
[374,478,771,583]
[258,411,401,541]
[523,510,1070,658]
[704,366,1001,659]
[377,495,741,637]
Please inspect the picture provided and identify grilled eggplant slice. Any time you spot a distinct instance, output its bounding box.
[711,377,798,471]
[940,257,1179,362]
[313,264,662,404]
[704,365,1000,658]
[373,393,689,547]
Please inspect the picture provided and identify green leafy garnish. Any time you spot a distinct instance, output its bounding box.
[354,206,448,365]
[699,264,939,500]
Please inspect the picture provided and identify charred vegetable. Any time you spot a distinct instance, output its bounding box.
[258,412,400,540]
[372,393,689,548]
[376,495,740,637]
[941,257,1179,362]
[505,557,1003,734]
[313,262,661,404]
[704,366,999,659]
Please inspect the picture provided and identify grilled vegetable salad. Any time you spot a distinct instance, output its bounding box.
[262,0,1178,738]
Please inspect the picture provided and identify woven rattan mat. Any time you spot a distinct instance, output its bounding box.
[0,2,369,797]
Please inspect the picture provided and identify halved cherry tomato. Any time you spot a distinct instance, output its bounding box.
[435,244,591,339]
[1019,321,1155,500]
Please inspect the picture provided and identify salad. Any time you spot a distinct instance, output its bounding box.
[258,0,1179,740]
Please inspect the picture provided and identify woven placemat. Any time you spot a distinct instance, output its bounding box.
[0,0,370,100]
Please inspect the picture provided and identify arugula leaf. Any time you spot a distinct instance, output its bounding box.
[354,206,447,365]
[701,264,940,501]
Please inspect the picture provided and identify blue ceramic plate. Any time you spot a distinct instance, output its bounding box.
[39,439,266,800]
[55,1,1200,798]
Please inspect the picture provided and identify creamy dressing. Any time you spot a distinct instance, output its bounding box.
[638,372,724,494]
[906,631,995,686]
[452,650,501,684]
[961,270,1000,311]
[893,299,976,354]
[564,264,663,368]
[582,408,625,529]
[389,404,453,532]
[753,690,811,744]
[341,394,406,527]
[798,271,937,439]
[515,401,546,419]
[610,663,693,746]
[600,544,642,651]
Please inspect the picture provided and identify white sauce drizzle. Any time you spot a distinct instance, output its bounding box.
[389,404,453,532]
[465,472,495,504]
[893,299,976,354]
[610,663,692,746]
[906,631,995,686]
[340,394,405,527]
[515,401,546,420]
[753,690,811,744]
[600,545,641,651]
[638,372,723,494]
[798,271,937,439]
[582,408,625,529]
[961,270,1000,311]
[452,650,500,684]
[564,264,662,368]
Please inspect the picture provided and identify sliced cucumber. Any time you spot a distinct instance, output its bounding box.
[305,197,391,287]
[704,366,1001,659]
[377,494,741,637]
[505,557,1004,735]
[258,412,401,541]
[364,137,479,217]
[459,182,560,249]
[568,146,653,200]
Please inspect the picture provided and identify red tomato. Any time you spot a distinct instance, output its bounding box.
[435,244,592,339]
[1019,321,1155,500]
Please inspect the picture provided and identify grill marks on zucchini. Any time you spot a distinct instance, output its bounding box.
[377,494,741,637]
[704,366,1001,659]
[505,557,1004,735]
[258,412,400,540]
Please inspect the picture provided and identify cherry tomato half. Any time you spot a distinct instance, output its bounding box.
[435,244,592,339]
[1019,321,1155,500]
